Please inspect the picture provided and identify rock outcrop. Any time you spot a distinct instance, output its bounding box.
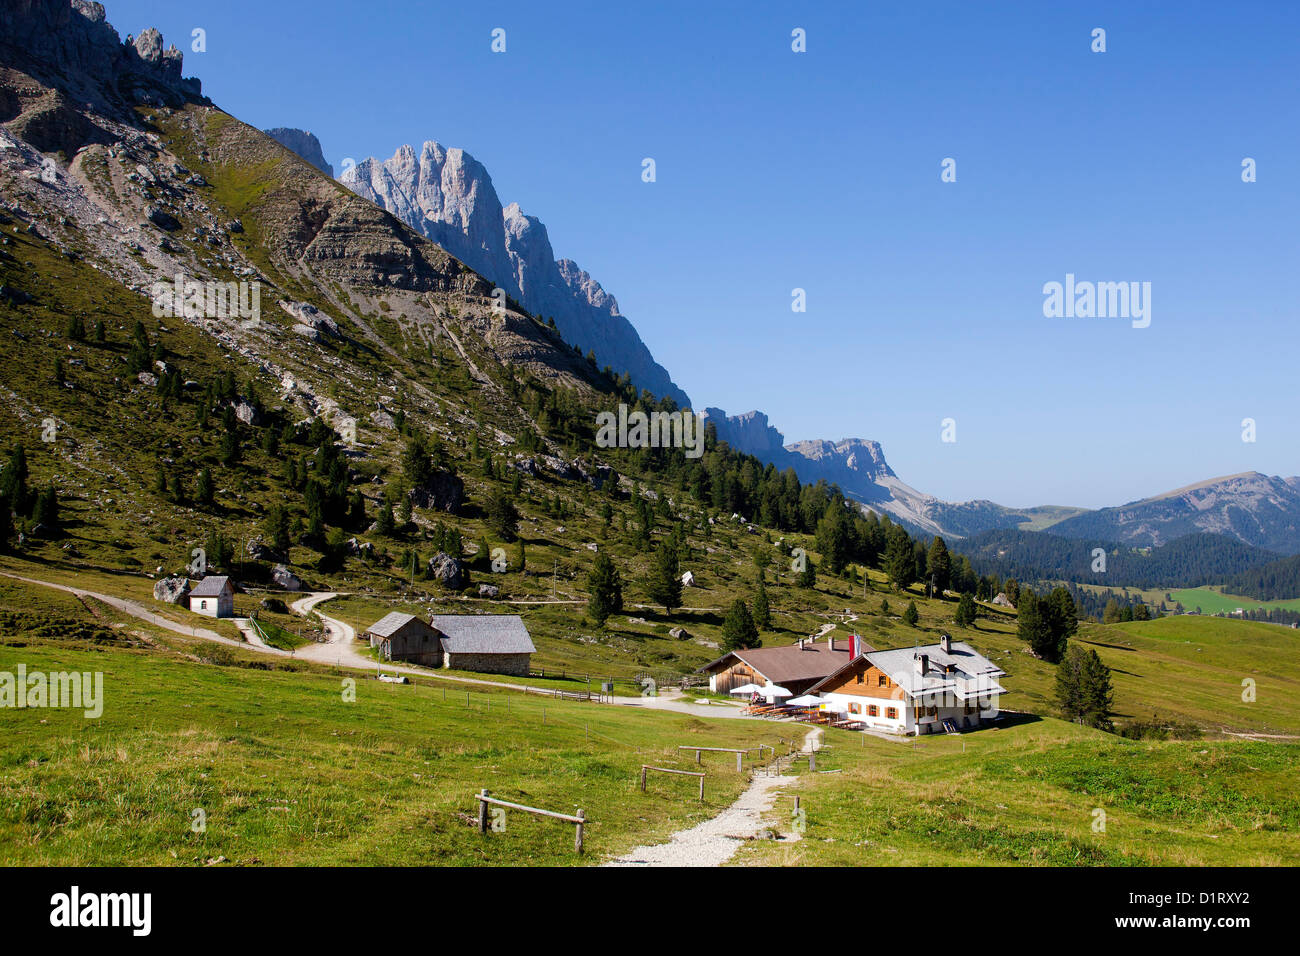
[0,1,204,115]
[272,564,302,592]
[408,470,464,514]
[342,140,690,407]
[427,551,467,589]
[152,575,190,604]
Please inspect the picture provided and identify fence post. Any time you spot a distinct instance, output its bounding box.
[478,789,489,834]
[809,752,816,772]
[736,750,743,772]
[695,749,701,765]
[639,766,647,792]
[575,810,585,854]
[698,774,705,802]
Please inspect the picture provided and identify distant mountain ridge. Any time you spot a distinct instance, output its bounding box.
[1043,472,1300,555]
[703,408,1300,554]
[340,141,689,408]
[702,407,1084,539]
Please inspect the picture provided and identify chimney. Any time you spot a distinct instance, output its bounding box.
[828,636,835,651]
[914,653,928,676]
[940,633,951,654]
[798,638,805,651]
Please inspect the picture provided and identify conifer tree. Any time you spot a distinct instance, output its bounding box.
[721,599,760,651]
[195,468,214,508]
[955,592,977,628]
[926,536,951,595]
[0,445,30,515]
[884,525,915,590]
[586,553,623,625]
[902,600,919,626]
[646,541,682,612]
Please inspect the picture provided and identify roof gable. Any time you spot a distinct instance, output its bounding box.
[189,576,232,597]
[366,611,427,638]
[432,615,536,655]
[699,640,866,685]
[809,640,1006,699]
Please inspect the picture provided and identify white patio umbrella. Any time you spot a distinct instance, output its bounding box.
[729,683,765,695]
[762,684,793,699]
[786,694,823,707]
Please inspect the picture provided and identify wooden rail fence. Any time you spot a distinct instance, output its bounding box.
[476,789,586,853]
[678,745,749,771]
[639,765,705,801]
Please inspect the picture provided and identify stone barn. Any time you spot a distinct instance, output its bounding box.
[364,612,444,667]
[431,615,535,676]
[188,576,234,618]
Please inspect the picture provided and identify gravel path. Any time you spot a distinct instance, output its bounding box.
[604,728,822,867]
[3,575,789,722]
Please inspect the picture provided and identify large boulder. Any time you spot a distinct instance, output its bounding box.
[147,207,180,231]
[232,399,261,427]
[345,537,374,559]
[153,575,190,604]
[408,471,464,514]
[278,300,340,337]
[427,551,467,590]
[246,537,277,561]
[272,564,302,591]
[477,583,500,599]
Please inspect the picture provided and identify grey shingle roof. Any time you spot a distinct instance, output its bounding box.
[810,641,1006,701]
[189,576,231,597]
[432,615,536,655]
[365,612,423,638]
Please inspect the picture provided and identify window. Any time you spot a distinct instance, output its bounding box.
[849,702,861,714]
[867,705,878,717]
[200,600,207,610]
[855,672,863,684]
[878,675,888,687]
[886,707,898,720]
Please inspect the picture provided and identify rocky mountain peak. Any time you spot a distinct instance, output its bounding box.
[263,128,333,178]
[785,437,896,480]
[341,139,689,408]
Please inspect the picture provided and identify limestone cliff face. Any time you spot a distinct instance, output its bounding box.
[342,140,690,408]
[264,128,333,178]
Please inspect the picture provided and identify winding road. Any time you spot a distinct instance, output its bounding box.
[1,570,784,720]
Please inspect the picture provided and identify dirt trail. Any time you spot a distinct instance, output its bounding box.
[604,727,821,867]
[0,570,288,652]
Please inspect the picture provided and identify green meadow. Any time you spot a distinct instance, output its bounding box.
[742,721,1300,867]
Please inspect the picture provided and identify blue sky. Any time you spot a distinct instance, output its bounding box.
[107,0,1299,509]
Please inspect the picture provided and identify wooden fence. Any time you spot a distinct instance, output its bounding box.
[639,765,705,801]
[476,789,586,854]
[678,745,750,772]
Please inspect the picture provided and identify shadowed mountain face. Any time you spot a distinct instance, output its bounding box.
[341,141,690,409]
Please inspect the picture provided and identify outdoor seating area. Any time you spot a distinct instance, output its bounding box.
[730,684,863,728]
